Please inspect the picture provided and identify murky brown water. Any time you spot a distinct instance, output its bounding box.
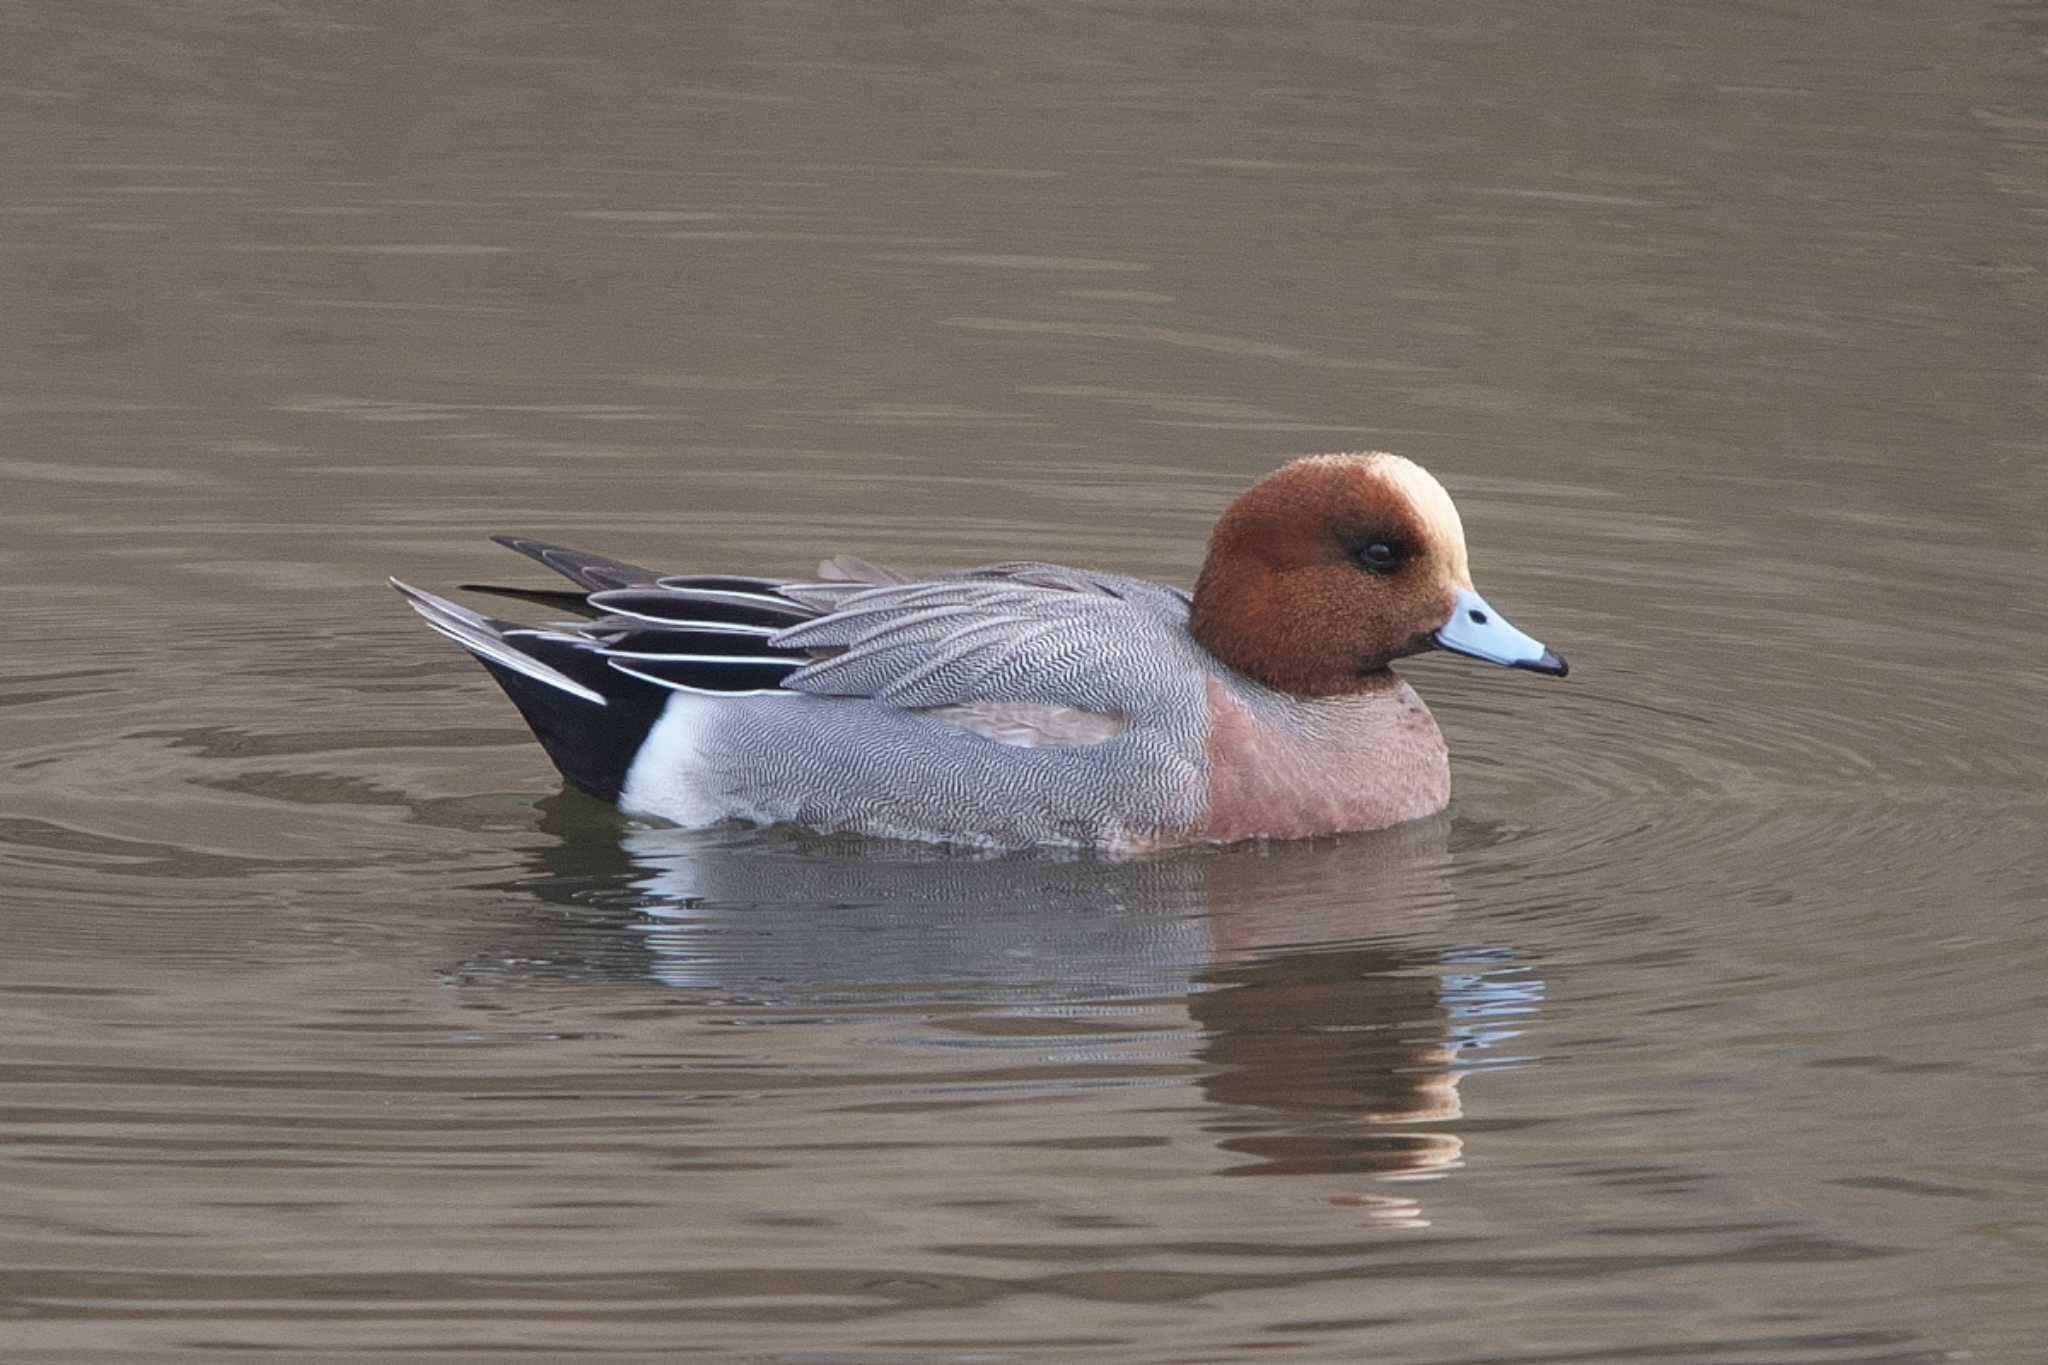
[4,2,2046,1361]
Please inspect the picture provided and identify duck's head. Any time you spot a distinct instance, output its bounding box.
[1189,452,1567,697]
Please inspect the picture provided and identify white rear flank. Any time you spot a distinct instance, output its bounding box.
[620,693,743,826]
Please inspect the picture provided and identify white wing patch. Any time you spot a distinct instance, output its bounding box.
[922,700,1129,748]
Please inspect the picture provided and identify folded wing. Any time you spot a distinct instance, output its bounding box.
[773,577,1195,718]
[400,538,1199,721]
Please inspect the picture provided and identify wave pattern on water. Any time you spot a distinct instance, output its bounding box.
[4,0,2045,1359]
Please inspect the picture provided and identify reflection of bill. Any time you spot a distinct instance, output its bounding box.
[487,800,1540,1217]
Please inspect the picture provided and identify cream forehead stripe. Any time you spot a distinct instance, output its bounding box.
[1303,452,1472,585]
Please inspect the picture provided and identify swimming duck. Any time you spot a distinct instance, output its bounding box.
[393,452,1565,848]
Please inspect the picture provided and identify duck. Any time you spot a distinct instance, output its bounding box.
[392,452,1566,849]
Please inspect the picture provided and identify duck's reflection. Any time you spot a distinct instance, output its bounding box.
[1184,823,1541,1188]
[474,797,1540,1192]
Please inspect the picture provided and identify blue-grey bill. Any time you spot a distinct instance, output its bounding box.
[1434,587,1568,677]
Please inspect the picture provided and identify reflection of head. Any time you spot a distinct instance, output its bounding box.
[1192,942,1467,1180]
[1183,818,1473,1182]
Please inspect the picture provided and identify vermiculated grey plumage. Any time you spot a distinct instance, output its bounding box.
[393,540,1220,845]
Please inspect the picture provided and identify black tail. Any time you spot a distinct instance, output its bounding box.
[392,537,819,805]
[473,658,668,804]
[486,535,665,592]
[391,579,670,803]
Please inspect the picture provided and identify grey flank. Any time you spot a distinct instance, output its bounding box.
[401,545,1221,846]
[658,574,1220,846]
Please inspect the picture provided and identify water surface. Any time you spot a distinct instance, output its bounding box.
[3,2,2046,1361]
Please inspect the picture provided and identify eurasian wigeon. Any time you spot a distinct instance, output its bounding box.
[393,452,1566,848]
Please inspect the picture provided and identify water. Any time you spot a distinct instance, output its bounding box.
[3,2,2045,1360]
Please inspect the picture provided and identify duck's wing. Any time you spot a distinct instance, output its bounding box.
[783,558,1191,619]
[397,541,1203,793]
[771,576,1201,715]
[398,538,820,700]
[952,561,1194,616]
[404,539,1197,713]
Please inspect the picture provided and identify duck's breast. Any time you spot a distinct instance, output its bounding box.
[1198,676,1449,842]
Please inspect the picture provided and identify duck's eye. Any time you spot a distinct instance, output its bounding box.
[1356,541,1400,575]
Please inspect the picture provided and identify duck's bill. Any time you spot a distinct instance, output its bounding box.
[1435,588,1568,677]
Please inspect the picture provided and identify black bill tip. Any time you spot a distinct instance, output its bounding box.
[1512,650,1569,678]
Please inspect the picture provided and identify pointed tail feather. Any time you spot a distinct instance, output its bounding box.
[488,536,664,592]
[456,583,610,618]
[390,579,668,803]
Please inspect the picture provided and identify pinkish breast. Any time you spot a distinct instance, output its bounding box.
[1197,675,1450,842]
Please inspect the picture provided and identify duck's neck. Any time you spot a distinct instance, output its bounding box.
[1190,570,1397,699]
